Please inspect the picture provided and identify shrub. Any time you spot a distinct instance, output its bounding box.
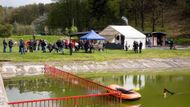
[0,24,13,37]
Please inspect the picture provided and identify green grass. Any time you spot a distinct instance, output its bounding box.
[0,47,189,62]
[0,35,190,62]
[77,69,190,79]
[173,38,190,45]
[3,75,45,81]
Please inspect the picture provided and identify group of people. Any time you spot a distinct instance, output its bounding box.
[83,41,105,53]
[17,39,49,54]
[3,39,14,53]
[18,39,77,54]
[124,41,143,53]
[133,41,143,53]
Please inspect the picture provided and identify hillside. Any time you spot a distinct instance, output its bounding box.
[1,0,190,39]
[129,6,190,38]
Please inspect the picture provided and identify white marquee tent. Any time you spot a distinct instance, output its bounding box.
[99,25,146,50]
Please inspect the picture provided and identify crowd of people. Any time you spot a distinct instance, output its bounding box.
[2,38,105,55]
[3,38,178,55]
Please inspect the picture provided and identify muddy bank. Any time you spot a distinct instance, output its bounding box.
[0,58,190,78]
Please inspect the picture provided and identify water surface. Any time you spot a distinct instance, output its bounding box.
[4,72,190,107]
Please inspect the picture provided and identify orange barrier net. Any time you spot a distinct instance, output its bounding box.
[8,65,121,107]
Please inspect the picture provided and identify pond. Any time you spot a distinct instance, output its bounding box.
[4,71,190,107]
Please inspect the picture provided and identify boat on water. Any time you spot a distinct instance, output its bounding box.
[107,84,141,101]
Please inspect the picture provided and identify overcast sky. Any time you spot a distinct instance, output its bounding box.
[0,0,53,7]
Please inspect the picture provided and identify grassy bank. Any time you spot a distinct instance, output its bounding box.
[0,35,190,62]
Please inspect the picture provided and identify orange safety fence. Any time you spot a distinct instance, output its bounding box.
[8,65,122,107]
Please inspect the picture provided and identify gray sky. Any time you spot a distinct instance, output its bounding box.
[0,0,53,7]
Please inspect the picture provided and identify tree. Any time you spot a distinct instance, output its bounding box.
[0,24,13,37]
[0,5,4,23]
[183,0,190,16]
[48,0,89,32]
[70,25,78,33]
[32,14,48,35]
[149,0,162,32]
[88,0,108,29]
[11,20,35,35]
[140,0,145,31]
[64,27,69,35]
[6,4,52,25]
[128,0,141,27]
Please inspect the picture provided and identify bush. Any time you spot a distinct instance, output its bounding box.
[0,24,13,37]
[14,24,35,35]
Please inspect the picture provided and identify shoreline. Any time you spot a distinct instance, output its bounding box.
[0,58,190,78]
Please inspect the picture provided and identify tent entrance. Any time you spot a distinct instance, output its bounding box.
[121,35,125,45]
[115,34,125,45]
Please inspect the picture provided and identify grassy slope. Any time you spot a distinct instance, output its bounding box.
[130,7,190,35]
[1,48,190,62]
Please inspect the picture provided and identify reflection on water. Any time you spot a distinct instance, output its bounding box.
[4,73,190,107]
[123,75,145,90]
[4,78,88,102]
[90,73,190,107]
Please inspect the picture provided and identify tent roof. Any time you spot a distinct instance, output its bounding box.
[80,30,106,40]
[100,25,146,40]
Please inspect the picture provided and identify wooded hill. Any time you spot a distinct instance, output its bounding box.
[1,0,190,37]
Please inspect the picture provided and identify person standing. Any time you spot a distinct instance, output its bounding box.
[84,41,89,53]
[139,41,143,53]
[29,39,33,52]
[125,41,128,51]
[19,39,25,54]
[41,40,46,53]
[169,39,174,50]
[8,39,14,53]
[133,41,136,52]
[3,39,7,53]
[61,40,65,54]
[136,41,139,53]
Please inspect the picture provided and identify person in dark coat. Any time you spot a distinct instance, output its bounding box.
[29,40,33,52]
[139,41,143,53]
[60,40,65,54]
[8,39,14,53]
[19,39,25,54]
[169,39,174,50]
[41,40,46,52]
[133,41,138,53]
[3,39,7,53]
[84,41,89,53]
[33,39,37,51]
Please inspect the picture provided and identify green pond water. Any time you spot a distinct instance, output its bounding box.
[4,72,190,107]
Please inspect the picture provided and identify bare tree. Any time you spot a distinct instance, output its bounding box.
[150,0,162,32]
[140,0,145,31]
